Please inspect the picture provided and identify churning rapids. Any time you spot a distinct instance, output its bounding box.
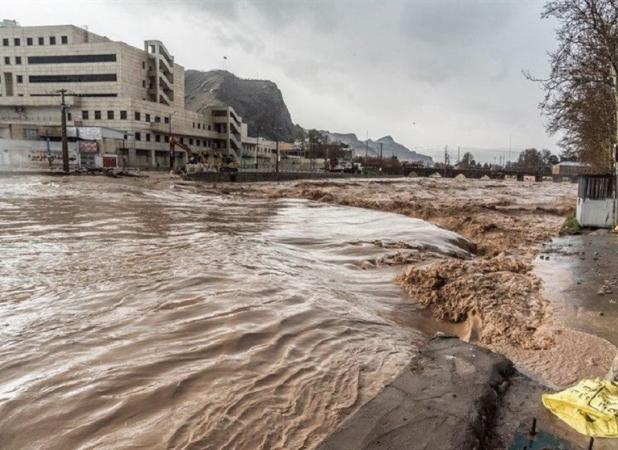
[0,176,471,450]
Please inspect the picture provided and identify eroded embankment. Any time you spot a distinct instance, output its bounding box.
[217,177,615,386]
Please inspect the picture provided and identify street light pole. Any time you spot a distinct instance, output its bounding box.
[59,89,69,173]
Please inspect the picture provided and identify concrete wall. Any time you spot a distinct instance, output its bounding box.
[0,137,77,170]
[576,198,614,228]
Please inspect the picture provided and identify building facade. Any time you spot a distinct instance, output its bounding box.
[0,21,278,169]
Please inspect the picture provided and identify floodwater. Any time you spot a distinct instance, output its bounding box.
[0,176,471,450]
[536,233,618,347]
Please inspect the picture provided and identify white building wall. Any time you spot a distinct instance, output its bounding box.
[576,198,614,228]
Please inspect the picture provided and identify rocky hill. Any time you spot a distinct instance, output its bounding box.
[184,70,432,163]
[184,70,296,142]
[326,132,432,163]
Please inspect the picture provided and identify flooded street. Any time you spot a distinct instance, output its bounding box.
[0,176,470,450]
[536,233,618,347]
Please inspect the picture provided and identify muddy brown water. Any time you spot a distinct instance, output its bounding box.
[0,176,471,450]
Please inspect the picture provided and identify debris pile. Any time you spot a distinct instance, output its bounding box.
[396,255,552,349]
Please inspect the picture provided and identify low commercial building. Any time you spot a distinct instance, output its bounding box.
[552,161,593,177]
[0,21,277,169]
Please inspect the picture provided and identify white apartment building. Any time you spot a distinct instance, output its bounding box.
[0,21,278,169]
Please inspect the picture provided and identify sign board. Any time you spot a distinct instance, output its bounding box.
[78,141,98,154]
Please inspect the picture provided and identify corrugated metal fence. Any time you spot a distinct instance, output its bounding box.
[578,175,614,200]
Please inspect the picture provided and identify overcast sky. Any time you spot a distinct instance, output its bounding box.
[6,0,559,162]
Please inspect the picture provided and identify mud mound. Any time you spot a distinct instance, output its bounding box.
[396,255,551,349]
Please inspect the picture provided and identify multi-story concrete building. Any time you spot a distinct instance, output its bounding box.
[0,21,278,169]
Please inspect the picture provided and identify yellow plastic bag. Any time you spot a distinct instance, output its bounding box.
[542,378,618,438]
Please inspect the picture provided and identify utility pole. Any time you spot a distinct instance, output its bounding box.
[275,139,279,174]
[255,134,260,170]
[168,115,175,171]
[443,145,449,177]
[58,89,69,173]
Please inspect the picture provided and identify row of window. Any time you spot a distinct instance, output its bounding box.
[78,109,213,131]
[78,110,167,122]
[2,35,68,47]
[192,122,212,131]
[3,56,22,65]
[131,132,215,147]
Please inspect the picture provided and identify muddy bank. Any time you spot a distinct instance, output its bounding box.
[205,177,615,387]
[318,334,617,450]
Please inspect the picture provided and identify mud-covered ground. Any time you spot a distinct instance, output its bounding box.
[199,177,616,387]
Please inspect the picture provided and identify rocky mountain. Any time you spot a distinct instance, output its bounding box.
[184,70,432,163]
[184,70,296,142]
[326,132,432,163]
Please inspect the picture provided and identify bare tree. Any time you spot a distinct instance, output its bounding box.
[528,0,618,172]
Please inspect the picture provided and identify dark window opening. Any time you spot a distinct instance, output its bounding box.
[67,112,72,121]
[120,110,127,120]
[14,38,20,46]
[155,135,161,142]
[135,111,141,121]
[164,117,169,124]
[16,75,23,83]
[28,74,117,83]
[28,54,117,64]
[94,110,101,120]
[2,38,8,46]
[61,36,68,44]
[135,132,141,141]
[146,133,151,142]
[107,110,114,120]
[15,56,21,65]
[4,57,10,65]
[82,110,89,120]
[38,37,44,45]
[28,93,118,98]
[26,37,33,46]
[49,36,56,45]
[145,114,150,122]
